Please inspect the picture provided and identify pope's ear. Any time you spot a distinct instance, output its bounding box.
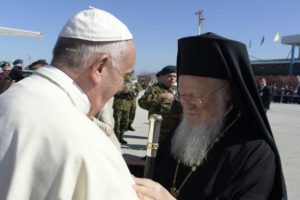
[90,53,110,84]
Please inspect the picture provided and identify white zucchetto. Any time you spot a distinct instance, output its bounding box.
[59,7,133,42]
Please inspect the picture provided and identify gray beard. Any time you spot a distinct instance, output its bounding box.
[171,95,227,167]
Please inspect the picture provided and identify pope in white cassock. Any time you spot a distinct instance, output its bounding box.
[0,7,138,200]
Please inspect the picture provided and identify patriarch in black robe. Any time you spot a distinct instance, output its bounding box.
[133,32,287,200]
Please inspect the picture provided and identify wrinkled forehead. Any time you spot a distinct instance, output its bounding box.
[162,72,177,78]
[118,40,136,74]
[178,75,226,93]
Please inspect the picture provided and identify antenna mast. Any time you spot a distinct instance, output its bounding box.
[195,10,205,35]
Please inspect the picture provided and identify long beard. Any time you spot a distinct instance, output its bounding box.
[171,95,226,167]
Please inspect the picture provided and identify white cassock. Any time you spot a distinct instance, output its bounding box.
[0,66,138,200]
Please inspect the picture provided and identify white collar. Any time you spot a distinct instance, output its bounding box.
[36,65,91,114]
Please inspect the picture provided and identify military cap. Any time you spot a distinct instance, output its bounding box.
[13,59,23,65]
[156,65,176,77]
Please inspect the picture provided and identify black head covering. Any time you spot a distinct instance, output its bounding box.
[156,65,176,77]
[1,62,10,69]
[27,59,48,70]
[177,32,287,199]
[177,33,228,79]
[13,59,23,65]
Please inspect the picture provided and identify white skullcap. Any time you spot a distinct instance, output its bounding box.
[59,6,133,41]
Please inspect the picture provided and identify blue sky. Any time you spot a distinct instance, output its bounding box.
[0,0,299,73]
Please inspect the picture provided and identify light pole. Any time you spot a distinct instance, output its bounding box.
[195,10,205,35]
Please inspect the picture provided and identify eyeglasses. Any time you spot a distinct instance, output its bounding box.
[179,83,227,104]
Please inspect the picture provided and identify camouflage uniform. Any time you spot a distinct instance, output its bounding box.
[138,82,182,141]
[113,79,139,141]
[128,81,142,128]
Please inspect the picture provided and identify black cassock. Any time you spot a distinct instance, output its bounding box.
[153,109,282,200]
[259,86,272,110]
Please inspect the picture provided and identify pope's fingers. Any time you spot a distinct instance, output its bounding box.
[133,178,160,199]
[134,177,155,186]
[133,177,176,200]
[133,184,152,199]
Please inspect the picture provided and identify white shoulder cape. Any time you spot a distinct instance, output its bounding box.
[0,68,138,200]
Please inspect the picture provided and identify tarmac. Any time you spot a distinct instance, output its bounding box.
[107,96,300,199]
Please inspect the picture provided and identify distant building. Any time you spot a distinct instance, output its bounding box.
[252,59,300,89]
[252,34,300,91]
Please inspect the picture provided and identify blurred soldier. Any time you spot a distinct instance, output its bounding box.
[128,72,142,131]
[8,59,24,82]
[0,62,12,81]
[138,65,182,142]
[113,74,139,144]
[140,77,147,89]
[258,78,272,112]
[26,59,48,70]
[0,62,14,94]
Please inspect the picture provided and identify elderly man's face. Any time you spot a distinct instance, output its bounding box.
[158,73,177,88]
[178,75,228,127]
[105,41,136,95]
[81,40,136,117]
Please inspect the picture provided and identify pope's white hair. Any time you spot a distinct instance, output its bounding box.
[51,37,129,72]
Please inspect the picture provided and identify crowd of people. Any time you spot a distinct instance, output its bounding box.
[0,7,288,200]
[271,83,300,104]
[0,59,48,94]
[255,78,300,106]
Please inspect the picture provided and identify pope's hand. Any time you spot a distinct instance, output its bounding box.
[133,177,176,200]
